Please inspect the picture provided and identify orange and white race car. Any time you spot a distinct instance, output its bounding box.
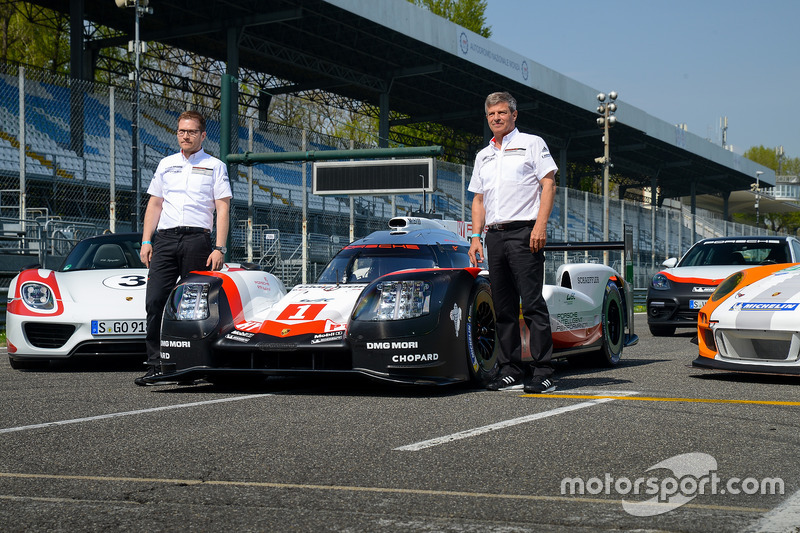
[694,262,800,374]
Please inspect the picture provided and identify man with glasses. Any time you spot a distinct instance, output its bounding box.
[135,110,232,386]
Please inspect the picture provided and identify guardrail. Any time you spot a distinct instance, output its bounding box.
[633,288,646,308]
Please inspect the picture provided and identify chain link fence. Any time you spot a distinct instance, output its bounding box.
[0,63,782,290]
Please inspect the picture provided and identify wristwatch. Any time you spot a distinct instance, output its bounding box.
[213,245,227,254]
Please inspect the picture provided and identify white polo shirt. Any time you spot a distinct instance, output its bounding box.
[468,128,558,226]
[147,148,232,231]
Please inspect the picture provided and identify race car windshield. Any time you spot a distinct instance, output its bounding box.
[59,234,146,271]
[317,245,438,284]
[679,240,790,267]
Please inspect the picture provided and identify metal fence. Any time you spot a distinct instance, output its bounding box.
[0,63,782,292]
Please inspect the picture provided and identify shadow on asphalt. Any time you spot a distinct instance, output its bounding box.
[689,369,800,387]
[8,356,143,373]
[146,356,666,397]
[6,350,669,397]
[151,374,476,398]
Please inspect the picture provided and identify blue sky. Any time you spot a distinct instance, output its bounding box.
[483,0,800,161]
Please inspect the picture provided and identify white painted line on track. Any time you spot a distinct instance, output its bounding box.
[0,394,270,435]
[746,487,800,533]
[394,390,640,452]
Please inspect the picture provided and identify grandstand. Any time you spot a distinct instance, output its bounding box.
[0,66,777,291]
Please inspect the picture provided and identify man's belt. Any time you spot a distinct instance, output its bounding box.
[486,220,535,231]
[158,226,210,234]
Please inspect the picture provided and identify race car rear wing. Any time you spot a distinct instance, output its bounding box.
[543,241,625,252]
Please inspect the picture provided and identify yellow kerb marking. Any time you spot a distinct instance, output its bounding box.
[522,393,800,406]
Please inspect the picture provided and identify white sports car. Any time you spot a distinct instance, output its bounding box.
[6,233,148,368]
[646,236,800,336]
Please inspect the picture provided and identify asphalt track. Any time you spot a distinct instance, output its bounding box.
[1,314,799,532]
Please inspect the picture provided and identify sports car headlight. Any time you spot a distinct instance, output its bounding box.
[355,280,432,321]
[711,271,744,302]
[650,273,670,290]
[20,282,54,310]
[169,283,210,320]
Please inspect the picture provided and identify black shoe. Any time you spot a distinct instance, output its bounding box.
[524,376,556,394]
[486,374,523,391]
[134,365,160,387]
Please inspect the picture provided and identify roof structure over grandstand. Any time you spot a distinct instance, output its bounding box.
[33,0,784,216]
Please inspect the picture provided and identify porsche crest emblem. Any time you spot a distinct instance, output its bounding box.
[281,328,291,336]
[772,292,782,297]
[126,297,133,301]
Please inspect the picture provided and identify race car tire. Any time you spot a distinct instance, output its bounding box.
[466,280,498,385]
[596,281,624,366]
[8,356,49,370]
[648,324,676,337]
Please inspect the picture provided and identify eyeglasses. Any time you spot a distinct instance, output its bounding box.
[177,129,201,137]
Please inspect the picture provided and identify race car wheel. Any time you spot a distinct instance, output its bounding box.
[648,324,676,337]
[466,281,498,385]
[596,281,624,366]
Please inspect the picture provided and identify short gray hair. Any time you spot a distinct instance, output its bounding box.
[485,92,517,114]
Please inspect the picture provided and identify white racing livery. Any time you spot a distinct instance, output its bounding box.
[695,263,800,374]
[5,232,252,369]
[6,232,149,368]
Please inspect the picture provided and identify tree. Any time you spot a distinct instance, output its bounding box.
[741,145,800,234]
[407,0,491,38]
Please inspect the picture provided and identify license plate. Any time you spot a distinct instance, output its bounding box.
[689,299,707,310]
[91,319,146,335]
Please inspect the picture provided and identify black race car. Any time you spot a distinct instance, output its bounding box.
[145,217,636,386]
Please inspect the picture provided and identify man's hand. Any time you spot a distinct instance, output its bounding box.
[529,224,547,253]
[468,238,484,267]
[140,243,153,268]
[207,249,225,271]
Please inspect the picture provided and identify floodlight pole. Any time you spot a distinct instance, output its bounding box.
[755,170,764,228]
[120,0,151,232]
[595,91,618,266]
[132,0,141,232]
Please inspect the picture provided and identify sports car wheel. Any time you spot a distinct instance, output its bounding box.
[596,281,624,366]
[648,324,676,337]
[466,281,498,385]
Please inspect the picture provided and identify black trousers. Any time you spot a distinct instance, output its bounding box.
[144,231,211,365]
[485,225,554,379]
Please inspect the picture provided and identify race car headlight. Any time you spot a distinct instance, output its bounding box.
[650,273,670,290]
[20,282,54,310]
[355,280,432,321]
[168,283,210,320]
[711,271,744,302]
